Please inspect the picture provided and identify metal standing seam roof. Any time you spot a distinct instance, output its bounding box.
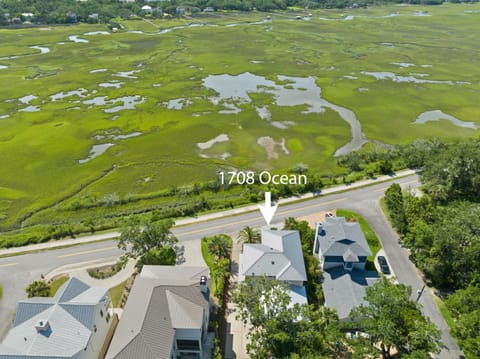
[166,290,204,329]
[0,277,108,359]
[240,230,307,282]
[105,266,209,359]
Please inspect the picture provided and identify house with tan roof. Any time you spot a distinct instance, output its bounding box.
[105,265,213,359]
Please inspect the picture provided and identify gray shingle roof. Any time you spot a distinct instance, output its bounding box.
[106,266,209,359]
[239,230,307,282]
[322,267,379,320]
[0,277,108,359]
[317,217,372,258]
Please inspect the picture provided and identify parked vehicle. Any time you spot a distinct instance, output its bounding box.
[377,255,391,274]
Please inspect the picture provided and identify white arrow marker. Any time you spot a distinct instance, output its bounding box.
[258,192,278,226]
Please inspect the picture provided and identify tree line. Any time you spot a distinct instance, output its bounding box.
[1,0,466,26]
[384,138,480,359]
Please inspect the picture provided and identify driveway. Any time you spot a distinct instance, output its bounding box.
[176,238,206,267]
[224,237,249,359]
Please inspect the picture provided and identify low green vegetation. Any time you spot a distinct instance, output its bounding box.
[433,295,455,331]
[88,262,123,279]
[1,4,479,248]
[336,209,381,269]
[109,279,128,308]
[201,234,232,297]
[25,280,51,298]
[0,283,3,301]
[283,217,324,307]
[200,234,232,359]
[135,246,176,270]
[48,275,69,296]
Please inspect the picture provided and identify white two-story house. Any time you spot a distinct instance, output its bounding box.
[239,229,308,306]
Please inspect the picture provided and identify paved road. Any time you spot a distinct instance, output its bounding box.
[0,173,462,357]
[344,194,463,358]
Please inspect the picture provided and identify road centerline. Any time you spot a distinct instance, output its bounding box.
[0,262,18,268]
[57,246,118,259]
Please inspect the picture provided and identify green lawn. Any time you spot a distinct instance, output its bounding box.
[201,237,217,294]
[109,280,128,308]
[432,294,456,331]
[336,209,382,269]
[49,275,69,296]
[1,4,479,247]
[0,283,3,301]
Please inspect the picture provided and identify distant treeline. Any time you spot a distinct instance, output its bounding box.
[1,0,477,25]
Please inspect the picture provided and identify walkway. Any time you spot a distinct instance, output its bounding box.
[225,238,249,359]
[45,258,136,287]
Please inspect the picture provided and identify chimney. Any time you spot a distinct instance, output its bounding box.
[200,275,208,294]
[35,320,50,334]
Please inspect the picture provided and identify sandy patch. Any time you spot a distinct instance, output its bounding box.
[197,134,229,150]
[257,137,289,160]
[297,210,337,229]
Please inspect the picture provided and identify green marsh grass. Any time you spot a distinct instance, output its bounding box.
[1,4,479,246]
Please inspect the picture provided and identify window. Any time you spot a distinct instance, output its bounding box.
[176,339,200,351]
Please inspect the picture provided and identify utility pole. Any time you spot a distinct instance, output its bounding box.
[416,284,425,302]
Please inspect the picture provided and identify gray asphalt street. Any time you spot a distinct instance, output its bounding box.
[0,174,462,357]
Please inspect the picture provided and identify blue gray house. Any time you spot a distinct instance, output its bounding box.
[314,216,371,271]
[314,217,379,320]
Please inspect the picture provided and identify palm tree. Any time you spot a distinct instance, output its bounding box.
[283,217,299,231]
[238,226,261,244]
[25,280,51,298]
[208,235,231,260]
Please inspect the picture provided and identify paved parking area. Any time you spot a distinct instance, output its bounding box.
[176,238,206,267]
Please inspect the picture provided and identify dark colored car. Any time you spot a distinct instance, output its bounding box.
[377,256,391,275]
